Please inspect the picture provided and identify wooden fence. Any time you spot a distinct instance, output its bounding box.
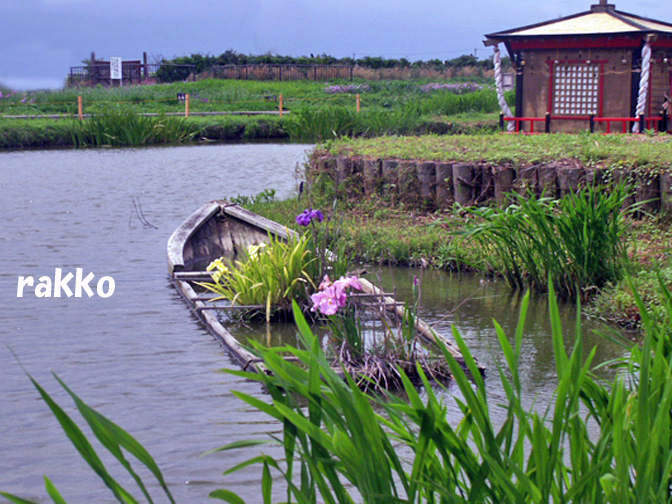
[68,63,196,87]
[210,64,354,81]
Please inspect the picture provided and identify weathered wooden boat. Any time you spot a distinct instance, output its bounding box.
[167,201,482,376]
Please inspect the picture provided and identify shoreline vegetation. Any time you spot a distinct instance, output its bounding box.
[5,246,672,502]
[0,78,504,149]
[241,157,672,330]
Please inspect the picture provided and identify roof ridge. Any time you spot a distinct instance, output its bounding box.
[485,9,591,38]
[609,10,651,31]
[615,9,672,30]
[485,6,672,40]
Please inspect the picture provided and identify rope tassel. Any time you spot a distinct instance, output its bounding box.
[632,41,651,133]
[493,46,515,132]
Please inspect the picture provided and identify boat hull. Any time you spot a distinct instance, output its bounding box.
[167,201,481,374]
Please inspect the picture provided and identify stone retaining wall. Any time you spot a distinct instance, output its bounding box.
[309,154,672,213]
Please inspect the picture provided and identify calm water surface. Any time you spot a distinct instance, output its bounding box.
[0,144,309,503]
[0,144,625,502]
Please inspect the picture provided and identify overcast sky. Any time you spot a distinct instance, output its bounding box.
[1,0,668,90]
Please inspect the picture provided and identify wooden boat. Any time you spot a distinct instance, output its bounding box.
[167,201,482,375]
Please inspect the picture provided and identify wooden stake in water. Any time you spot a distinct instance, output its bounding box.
[77,96,83,120]
[356,93,361,113]
[185,94,190,118]
[279,94,283,117]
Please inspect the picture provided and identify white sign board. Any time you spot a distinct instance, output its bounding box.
[110,57,122,80]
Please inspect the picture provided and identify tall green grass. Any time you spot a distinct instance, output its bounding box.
[284,104,424,142]
[0,372,175,504]
[217,280,672,503]
[71,106,198,147]
[0,115,288,149]
[463,185,632,298]
[588,266,672,328]
[1,78,505,147]
[0,78,502,116]
[418,88,510,116]
[5,278,672,502]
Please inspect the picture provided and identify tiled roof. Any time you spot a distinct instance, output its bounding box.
[486,4,672,39]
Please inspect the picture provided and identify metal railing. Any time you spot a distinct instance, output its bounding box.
[67,63,197,86]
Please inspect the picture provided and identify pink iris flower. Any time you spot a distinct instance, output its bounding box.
[310,275,362,315]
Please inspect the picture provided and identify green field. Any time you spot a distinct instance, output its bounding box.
[0,77,498,115]
[0,78,506,148]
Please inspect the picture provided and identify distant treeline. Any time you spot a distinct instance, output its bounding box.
[157,50,505,80]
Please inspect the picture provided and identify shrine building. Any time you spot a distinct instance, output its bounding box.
[484,1,672,133]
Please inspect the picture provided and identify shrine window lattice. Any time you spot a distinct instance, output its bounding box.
[552,63,600,116]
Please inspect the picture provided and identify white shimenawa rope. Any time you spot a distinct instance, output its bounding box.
[493,45,515,132]
[632,41,651,133]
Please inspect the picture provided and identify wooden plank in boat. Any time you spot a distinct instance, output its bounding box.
[222,204,299,240]
[196,304,265,311]
[173,271,212,281]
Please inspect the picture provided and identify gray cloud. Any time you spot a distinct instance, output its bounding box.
[1,0,669,89]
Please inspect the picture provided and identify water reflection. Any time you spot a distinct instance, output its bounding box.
[0,144,310,503]
[368,266,626,410]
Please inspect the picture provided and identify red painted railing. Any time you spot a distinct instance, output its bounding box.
[593,116,662,133]
[501,114,668,134]
[508,117,546,133]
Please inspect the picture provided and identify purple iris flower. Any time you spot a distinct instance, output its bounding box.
[295,208,324,226]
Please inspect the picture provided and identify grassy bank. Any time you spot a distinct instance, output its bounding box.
[0,113,499,149]
[326,132,672,171]
[313,133,672,327]
[0,78,504,148]
[0,114,288,149]
[0,78,502,116]
[241,186,671,329]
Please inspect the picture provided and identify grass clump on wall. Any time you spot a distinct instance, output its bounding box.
[327,133,672,171]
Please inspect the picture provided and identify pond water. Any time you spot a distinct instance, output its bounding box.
[0,144,625,502]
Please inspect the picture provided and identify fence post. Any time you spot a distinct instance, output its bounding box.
[143,52,148,80]
[589,114,595,133]
[544,112,550,133]
[185,93,190,118]
[662,111,669,133]
[639,114,645,133]
[77,95,83,120]
[279,94,283,117]
[499,113,504,131]
[356,93,361,113]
